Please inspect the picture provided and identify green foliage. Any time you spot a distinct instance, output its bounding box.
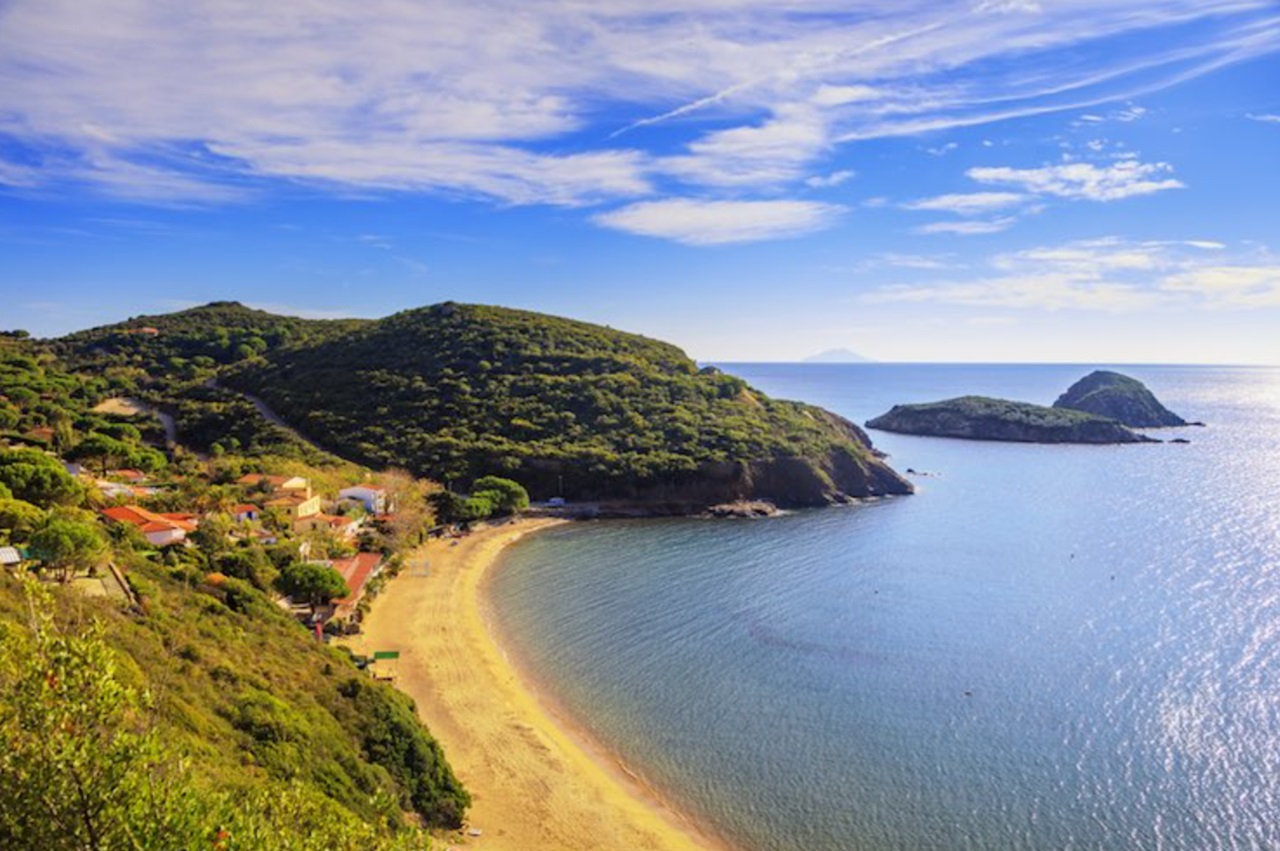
[471,475,529,515]
[0,580,437,850]
[29,518,107,581]
[330,677,470,829]
[230,302,882,499]
[0,498,44,544]
[0,580,206,851]
[0,448,83,507]
[278,561,350,612]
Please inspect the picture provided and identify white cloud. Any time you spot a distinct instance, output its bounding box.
[968,159,1184,201]
[866,237,1280,310]
[593,198,844,246]
[915,217,1018,235]
[0,0,1273,213]
[1161,265,1280,307]
[902,191,1026,214]
[1246,113,1280,123]
[805,169,856,189]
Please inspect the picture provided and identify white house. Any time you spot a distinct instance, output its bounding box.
[338,485,392,514]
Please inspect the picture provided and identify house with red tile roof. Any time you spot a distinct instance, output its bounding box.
[231,504,261,522]
[328,552,384,620]
[101,505,199,547]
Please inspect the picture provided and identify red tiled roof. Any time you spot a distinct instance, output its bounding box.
[101,505,198,533]
[331,552,382,605]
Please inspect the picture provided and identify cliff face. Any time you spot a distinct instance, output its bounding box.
[1053,370,1187,427]
[866,396,1156,444]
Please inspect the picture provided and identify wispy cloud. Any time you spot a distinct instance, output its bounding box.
[968,159,1184,201]
[915,217,1019,235]
[867,237,1279,310]
[0,0,1273,227]
[902,192,1026,214]
[1246,113,1280,123]
[805,169,856,189]
[593,199,845,246]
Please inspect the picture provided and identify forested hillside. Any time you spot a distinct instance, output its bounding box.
[229,302,911,505]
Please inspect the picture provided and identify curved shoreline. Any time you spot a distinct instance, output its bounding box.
[353,519,731,851]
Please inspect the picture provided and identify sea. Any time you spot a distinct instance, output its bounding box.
[489,364,1280,851]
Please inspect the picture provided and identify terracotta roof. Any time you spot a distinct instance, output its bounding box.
[331,552,383,606]
[101,505,198,533]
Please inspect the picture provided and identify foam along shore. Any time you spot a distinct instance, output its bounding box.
[352,519,727,851]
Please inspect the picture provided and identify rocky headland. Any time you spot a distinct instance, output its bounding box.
[1053,370,1193,427]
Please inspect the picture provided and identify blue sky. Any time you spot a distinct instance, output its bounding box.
[2,0,1279,363]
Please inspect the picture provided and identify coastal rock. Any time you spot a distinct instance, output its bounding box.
[1053,370,1188,427]
[865,396,1158,444]
[703,500,779,518]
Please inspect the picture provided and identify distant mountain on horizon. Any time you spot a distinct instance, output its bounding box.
[804,348,874,364]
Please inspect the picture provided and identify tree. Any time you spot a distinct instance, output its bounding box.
[470,476,529,515]
[0,449,82,507]
[66,433,129,476]
[0,581,434,851]
[29,518,107,582]
[278,562,350,614]
[0,581,209,850]
[0,497,46,545]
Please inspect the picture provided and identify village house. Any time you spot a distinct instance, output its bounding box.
[238,473,311,496]
[265,491,322,520]
[294,512,360,539]
[231,503,261,523]
[101,505,199,547]
[240,473,320,519]
[338,484,393,514]
[328,552,384,621]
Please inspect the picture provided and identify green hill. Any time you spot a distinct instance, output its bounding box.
[227,302,912,506]
[1053,370,1189,427]
[51,302,370,463]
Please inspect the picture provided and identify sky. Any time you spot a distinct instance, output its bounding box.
[2,1,1280,364]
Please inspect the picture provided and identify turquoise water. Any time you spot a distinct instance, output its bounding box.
[489,365,1280,850]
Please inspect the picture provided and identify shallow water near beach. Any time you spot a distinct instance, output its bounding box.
[490,364,1280,851]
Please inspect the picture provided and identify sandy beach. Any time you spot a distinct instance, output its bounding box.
[353,519,726,851]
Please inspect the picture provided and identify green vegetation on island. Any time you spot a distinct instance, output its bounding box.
[866,395,1157,444]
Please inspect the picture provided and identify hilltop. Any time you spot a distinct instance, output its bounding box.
[1053,370,1190,427]
[804,348,874,363]
[221,302,912,507]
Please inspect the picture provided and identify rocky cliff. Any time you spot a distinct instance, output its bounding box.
[1053,370,1188,427]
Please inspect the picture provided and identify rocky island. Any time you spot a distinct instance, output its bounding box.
[865,395,1158,444]
[1053,370,1191,427]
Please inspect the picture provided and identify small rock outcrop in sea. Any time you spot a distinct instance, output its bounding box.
[865,396,1158,444]
[1052,370,1189,427]
[703,500,780,518]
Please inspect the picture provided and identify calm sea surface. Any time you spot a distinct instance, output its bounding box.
[489,364,1280,851]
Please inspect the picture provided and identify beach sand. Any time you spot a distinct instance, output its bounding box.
[353,519,725,851]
